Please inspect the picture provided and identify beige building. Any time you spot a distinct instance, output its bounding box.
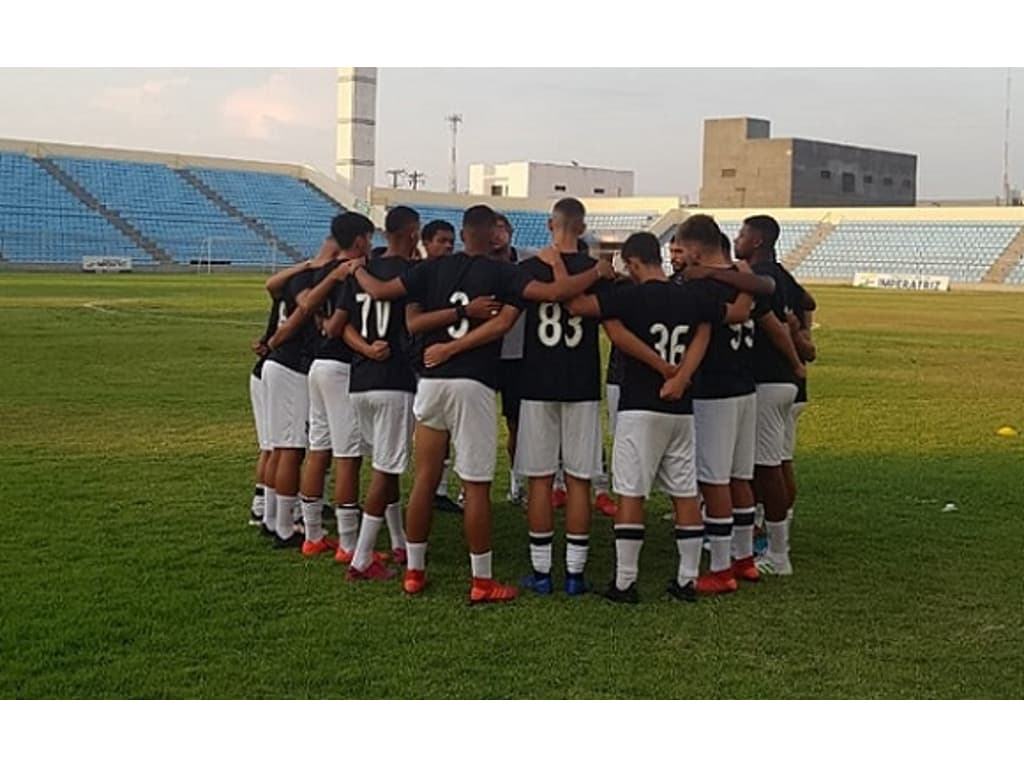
[700,117,917,208]
[468,161,634,199]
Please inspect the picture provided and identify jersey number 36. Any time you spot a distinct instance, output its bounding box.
[649,323,689,364]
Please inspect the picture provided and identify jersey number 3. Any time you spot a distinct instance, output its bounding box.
[447,292,470,339]
[650,323,689,364]
[537,302,583,348]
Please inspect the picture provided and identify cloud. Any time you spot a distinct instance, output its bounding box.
[90,77,189,121]
[220,73,316,141]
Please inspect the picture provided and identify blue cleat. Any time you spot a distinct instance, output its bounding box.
[565,572,590,596]
[520,571,554,595]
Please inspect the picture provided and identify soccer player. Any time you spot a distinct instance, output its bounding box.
[354,204,612,603]
[675,215,777,593]
[418,219,462,514]
[781,272,816,541]
[262,238,343,547]
[248,294,281,527]
[331,206,422,579]
[515,198,609,596]
[733,215,807,576]
[568,232,735,603]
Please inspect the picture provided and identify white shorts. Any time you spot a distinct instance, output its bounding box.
[308,359,365,458]
[782,401,808,462]
[693,393,756,485]
[263,360,309,450]
[514,399,603,479]
[414,378,497,483]
[606,383,621,436]
[612,411,697,499]
[755,383,798,468]
[352,390,415,475]
[249,373,271,452]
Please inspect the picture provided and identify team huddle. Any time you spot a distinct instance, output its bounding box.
[247,199,816,604]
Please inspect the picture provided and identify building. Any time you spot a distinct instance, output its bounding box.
[700,117,917,208]
[468,161,634,199]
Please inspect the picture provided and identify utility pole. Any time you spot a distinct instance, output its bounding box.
[408,170,426,191]
[445,113,463,193]
[386,168,406,189]
[1003,68,1013,206]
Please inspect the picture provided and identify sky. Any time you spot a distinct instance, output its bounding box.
[0,68,1019,201]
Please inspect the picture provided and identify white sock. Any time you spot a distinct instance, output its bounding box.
[529,530,553,575]
[614,524,644,590]
[470,551,492,579]
[786,507,794,553]
[509,469,520,497]
[275,495,297,539]
[264,487,277,531]
[731,507,756,560]
[754,503,765,529]
[337,504,361,553]
[407,542,427,571]
[351,513,384,571]
[553,467,566,493]
[435,461,451,498]
[385,501,406,552]
[300,495,322,542]
[706,515,734,573]
[566,534,589,575]
[252,485,265,519]
[676,525,704,585]
[766,519,789,558]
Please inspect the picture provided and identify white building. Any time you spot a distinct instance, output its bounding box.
[468,161,634,199]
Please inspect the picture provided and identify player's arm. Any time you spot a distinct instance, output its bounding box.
[660,323,711,401]
[353,265,409,301]
[565,294,601,318]
[787,310,817,362]
[723,292,754,324]
[524,252,613,303]
[423,305,521,368]
[266,288,311,351]
[602,319,674,380]
[341,322,391,363]
[686,264,775,296]
[264,259,312,299]
[405,296,501,335]
[799,287,816,312]
[759,311,807,379]
[298,259,362,316]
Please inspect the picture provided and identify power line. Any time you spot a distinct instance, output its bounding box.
[386,168,406,189]
[408,170,426,191]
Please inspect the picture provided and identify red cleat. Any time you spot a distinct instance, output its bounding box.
[594,492,618,517]
[469,578,519,604]
[695,569,739,595]
[301,536,338,557]
[335,548,388,565]
[732,556,761,582]
[403,568,428,595]
[347,560,396,581]
[551,488,567,509]
[391,547,407,566]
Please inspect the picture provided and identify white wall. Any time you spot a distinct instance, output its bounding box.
[469,161,634,199]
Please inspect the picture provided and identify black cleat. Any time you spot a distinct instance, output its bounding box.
[259,524,275,538]
[666,578,698,603]
[272,532,304,550]
[433,495,463,514]
[602,580,639,604]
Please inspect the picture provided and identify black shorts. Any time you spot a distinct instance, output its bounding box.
[498,359,523,423]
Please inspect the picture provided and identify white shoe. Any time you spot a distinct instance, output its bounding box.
[506,486,525,506]
[755,553,793,576]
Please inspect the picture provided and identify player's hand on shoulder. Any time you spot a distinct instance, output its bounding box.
[596,258,615,281]
[335,257,365,279]
[537,245,560,266]
[735,259,752,274]
[423,342,453,368]
[466,295,500,319]
[368,340,391,362]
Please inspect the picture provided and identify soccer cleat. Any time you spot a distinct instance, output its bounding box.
[301,536,338,557]
[666,578,698,603]
[403,568,428,595]
[755,553,793,576]
[335,547,388,565]
[248,510,264,527]
[506,487,525,507]
[520,571,554,595]
[259,524,275,538]
[731,556,761,582]
[594,493,617,517]
[469,578,519,604]
[272,532,304,550]
[391,547,407,566]
[696,569,739,595]
[433,494,463,514]
[564,572,590,596]
[602,580,639,604]
[347,560,397,581]
[551,488,567,509]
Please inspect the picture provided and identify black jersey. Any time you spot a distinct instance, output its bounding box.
[340,255,416,393]
[751,260,797,384]
[267,268,319,374]
[517,252,605,402]
[315,264,353,364]
[252,296,281,379]
[597,279,724,415]
[779,265,810,404]
[401,251,527,389]
[689,270,756,400]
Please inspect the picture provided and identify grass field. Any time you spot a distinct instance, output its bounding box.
[2,273,1023,699]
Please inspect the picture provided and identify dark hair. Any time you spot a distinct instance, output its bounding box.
[385,205,420,235]
[370,245,388,258]
[330,212,375,249]
[719,233,731,258]
[495,213,513,233]
[462,204,497,231]
[552,197,586,226]
[675,214,722,249]
[743,215,780,249]
[621,232,661,266]
[422,219,455,242]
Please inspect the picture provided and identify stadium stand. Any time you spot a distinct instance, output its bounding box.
[714,220,821,262]
[586,212,659,231]
[1003,258,1024,285]
[413,205,551,249]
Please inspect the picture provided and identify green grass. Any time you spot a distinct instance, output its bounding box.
[2,273,1023,698]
